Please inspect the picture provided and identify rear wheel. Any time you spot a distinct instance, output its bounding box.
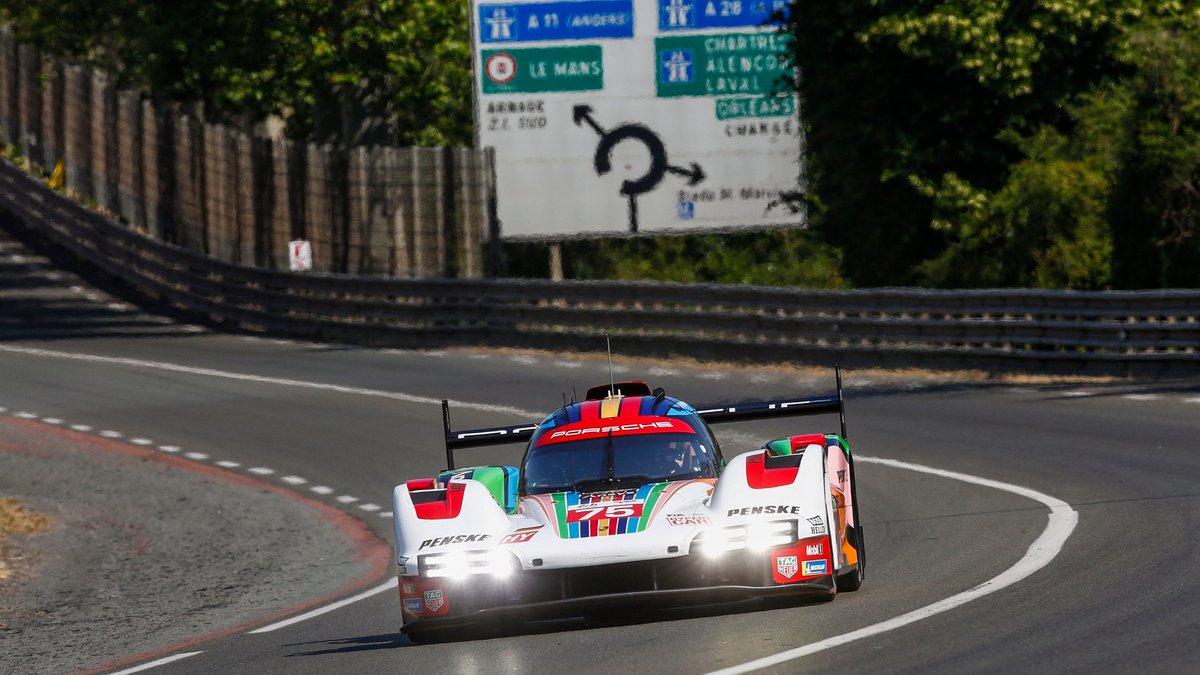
[835,526,865,592]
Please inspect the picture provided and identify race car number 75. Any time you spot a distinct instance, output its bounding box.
[567,504,644,522]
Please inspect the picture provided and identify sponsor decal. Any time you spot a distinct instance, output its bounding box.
[803,559,828,576]
[397,556,410,575]
[836,469,847,483]
[567,502,644,523]
[807,515,827,535]
[500,526,542,545]
[403,583,415,594]
[404,598,423,614]
[726,504,801,517]
[418,533,491,550]
[537,417,695,446]
[666,513,711,526]
[805,543,822,556]
[776,555,798,579]
[423,589,445,613]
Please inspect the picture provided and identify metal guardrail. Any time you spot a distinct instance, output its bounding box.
[1,160,1197,376]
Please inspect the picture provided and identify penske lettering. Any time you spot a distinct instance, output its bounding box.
[726,505,801,517]
[418,533,491,550]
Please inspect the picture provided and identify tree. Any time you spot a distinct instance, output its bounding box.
[784,1,1164,286]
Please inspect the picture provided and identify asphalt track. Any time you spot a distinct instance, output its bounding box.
[2,233,1198,673]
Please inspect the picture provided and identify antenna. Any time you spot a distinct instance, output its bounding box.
[606,332,616,397]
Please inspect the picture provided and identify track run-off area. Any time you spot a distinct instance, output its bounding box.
[2,234,1198,673]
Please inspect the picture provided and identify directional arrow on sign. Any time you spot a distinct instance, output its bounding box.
[572,104,706,232]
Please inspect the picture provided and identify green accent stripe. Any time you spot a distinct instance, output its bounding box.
[636,483,668,532]
[553,494,569,536]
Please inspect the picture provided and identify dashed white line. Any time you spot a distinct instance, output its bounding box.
[42,417,63,425]
[281,476,308,485]
[100,430,122,438]
[1186,397,1200,404]
[216,461,241,468]
[131,438,154,446]
[109,651,204,675]
[16,411,38,419]
[0,406,7,413]
[1123,393,1160,401]
[248,581,395,634]
[157,445,181,453]
[248,467,275,475]
[698,371,728,380]
[71,424,92,432]
[358,503,381,512]
[1063,391,1094,397]
[511,355,538,365]
[184,452,209,461]
[554,361,583,369]
[311,486,334,495]
[379,512,393,518]
[336,495,359,504]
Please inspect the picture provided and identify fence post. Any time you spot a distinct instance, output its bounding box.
[40,60,64,172]
[116,89,144,230]
[0,28,17,146]
[88,70,118,213]
[62,65,91,201]
[17,43,41,167]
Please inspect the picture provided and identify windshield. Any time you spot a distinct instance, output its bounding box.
[522,421,720,495]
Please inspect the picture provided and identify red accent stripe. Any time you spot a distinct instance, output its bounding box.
[620,396,642,417]
[406,478,436,491]
[579,400,601,421]
[745,452,799,489]
[790,433,826,451]
[412,482,466,519]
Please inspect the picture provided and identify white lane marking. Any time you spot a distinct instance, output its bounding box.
[708,456,1078,675]
[108,651,204,674]
[71,424,93,432]
[0,345,540,418]
[336,495,359,504]
[699,371,727,380]
[358,503,381,512]
[184,452,209,461]
[1123,393,1159,401]
[1187,397,1200,404]
[157,445,180,453]
[281,476,307,485]
[554,361,583,369]
[379,512,393,518]
[100,430,122,438]
[511,355,538,365]
[131,438,154,446]
[1063,391,1093,397]
[249,581,395,634]
[16,411,38,419]
[217,461,241,468]
[426,351,447,358]
[248,467,275,475]
[310,486,334,495]
[42,417,63,425]
[0,406,6,413]
[647,366,678,377]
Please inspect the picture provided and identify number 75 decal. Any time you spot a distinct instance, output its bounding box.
[567,503,644,522]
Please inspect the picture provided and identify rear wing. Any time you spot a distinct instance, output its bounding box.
[440,366,848,470]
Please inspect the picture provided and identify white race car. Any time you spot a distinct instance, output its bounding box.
[392,370,864,640]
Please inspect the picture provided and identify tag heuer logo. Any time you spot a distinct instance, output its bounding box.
[423,589,444,612]
[776,555,798,579]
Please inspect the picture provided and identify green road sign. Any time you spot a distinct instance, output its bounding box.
[656,32,791,98]
[481,45,604,94]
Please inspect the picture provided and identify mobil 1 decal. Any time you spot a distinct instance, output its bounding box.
[574,104,704,233]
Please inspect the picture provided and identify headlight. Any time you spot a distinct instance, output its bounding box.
[419,549,518,579]
[698,519,797,558]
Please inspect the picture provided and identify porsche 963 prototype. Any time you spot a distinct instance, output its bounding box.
[391,369,865,638]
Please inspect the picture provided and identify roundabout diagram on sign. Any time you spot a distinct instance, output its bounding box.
[573,104,704,233]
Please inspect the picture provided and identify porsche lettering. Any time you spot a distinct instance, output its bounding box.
[549,421,676,439]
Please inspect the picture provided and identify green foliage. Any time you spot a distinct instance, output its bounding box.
[505,229,846,288]
[785,0,1180,287]
[0,0,473,145]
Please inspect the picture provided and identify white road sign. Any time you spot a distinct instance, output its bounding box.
[472,0,805,238]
